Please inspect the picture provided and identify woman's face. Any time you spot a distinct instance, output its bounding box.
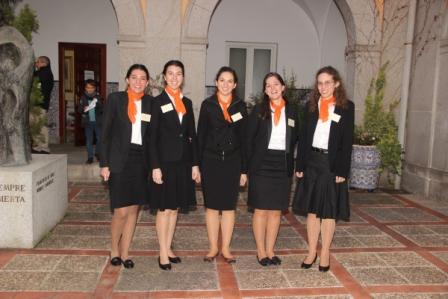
[265,76,285,101]
[126,69,148,93]
[317,72,339,98]
[164,65,184,91]
[215,71,236,97]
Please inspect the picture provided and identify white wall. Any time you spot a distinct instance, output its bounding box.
[19,0,119,82]
[206,0,347,90]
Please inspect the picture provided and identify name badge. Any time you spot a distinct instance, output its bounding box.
[330,112,341,123]
[141,113,151,122]
[288,118,295,127]
[231,112,243,122]
[161,103,174,113]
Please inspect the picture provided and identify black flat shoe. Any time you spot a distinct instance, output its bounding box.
[319,264,330,272]
[110,257,122,266]
[301,254,317,269]
[169,256,182,264]
[158,257,171,270]
[269,256,282,265]
[257,256,271,266]
[123,259,134,269]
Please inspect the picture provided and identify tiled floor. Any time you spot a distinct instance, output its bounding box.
[0,183,447,299]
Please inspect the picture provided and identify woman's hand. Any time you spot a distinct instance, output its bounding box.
[240,174,247,186]
[153,168,163,184]
[100,167,110,181]
[335,176,346,183]
[192,166,201,183]
[296,171,304,178]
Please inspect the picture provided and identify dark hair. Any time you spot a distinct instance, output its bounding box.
[310,66,348,112]
[163,60,184,76]
[125,64,149,80]
[84,79,96,87]
[214,66,238,96]
[259,72,287,119]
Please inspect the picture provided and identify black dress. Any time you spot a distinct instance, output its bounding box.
[100,92,152,211]
[292,100,354,221]
[197,95,247,210]
[246,103,299,211]
[149,91,198,212]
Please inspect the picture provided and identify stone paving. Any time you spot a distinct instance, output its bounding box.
[0,183,447,298]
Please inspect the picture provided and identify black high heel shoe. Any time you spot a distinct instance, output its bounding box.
[169,256,182,264]
[110,256,122,266]
[301,254,317,269]
[203,253,218,262]
[123,259,134,269]
[269,256,282,265]
[158,257,172,270]
[319,264,330,272]
[221,254,236,264]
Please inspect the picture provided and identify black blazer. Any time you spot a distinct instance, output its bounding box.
[149,91,198,169]
[197,95,248,173]
[99,91,152,173]
[296,100,355,178]
[246,102,299,177]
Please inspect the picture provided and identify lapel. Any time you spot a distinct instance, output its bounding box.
[328,104,341,148]
[121,92,132,139]
[285,103,291,153]
[161,91,182,129]
[266,112,272,150]
[140,95,151,138]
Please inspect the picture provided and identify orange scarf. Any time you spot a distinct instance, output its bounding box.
[165,86,186,115]
[217,93,232,123]
[319,96,335,122]
[127,89,144,123]
[270,99,285,126]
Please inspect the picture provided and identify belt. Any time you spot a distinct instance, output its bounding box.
[311,147,328,154]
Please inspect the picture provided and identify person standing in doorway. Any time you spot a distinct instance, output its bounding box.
[197,66,247,263]
[150,60,200,270]
[78,79,103,164]
[100,64,152,269]
[292,66,354,272]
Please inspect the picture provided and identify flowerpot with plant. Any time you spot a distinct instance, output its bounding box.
[350,63,402,191]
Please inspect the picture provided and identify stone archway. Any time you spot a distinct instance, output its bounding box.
[181,0,380,116]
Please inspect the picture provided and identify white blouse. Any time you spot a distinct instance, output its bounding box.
[131,100,142,145]
[268,107,286,150]
[312,100,335,150]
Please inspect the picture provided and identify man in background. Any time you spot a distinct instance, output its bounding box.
[32,55,54,154]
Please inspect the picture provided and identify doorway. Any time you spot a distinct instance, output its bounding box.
[58,42,106,145]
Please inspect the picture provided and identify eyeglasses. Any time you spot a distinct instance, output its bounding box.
[317,81,335,87]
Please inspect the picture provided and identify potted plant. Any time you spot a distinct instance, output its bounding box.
[350,63,402,191]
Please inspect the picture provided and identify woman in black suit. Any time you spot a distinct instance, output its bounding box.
[150,60,200,270]
[100,64,152,269]
[293,66,354,272]
[247,72,299,266]
[197,66,247,263]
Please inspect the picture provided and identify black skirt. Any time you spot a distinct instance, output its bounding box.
[108,144,150,210]
[292,150,350,221]
[248,149,291,211]
[201,156,241,210]
[150,161,196,212]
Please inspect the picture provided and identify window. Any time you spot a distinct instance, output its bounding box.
[226,42,277,100]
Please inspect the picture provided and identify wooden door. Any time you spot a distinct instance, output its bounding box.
[58,43,106,145]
